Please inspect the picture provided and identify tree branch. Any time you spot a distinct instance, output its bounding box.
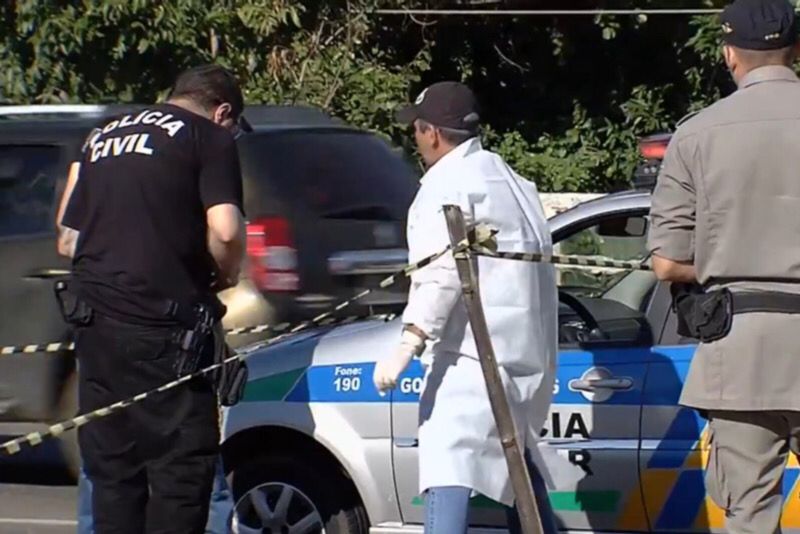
[409,13,437,27]
[210,28,219,58]
[292,22,325,103]
[493,44,527,73]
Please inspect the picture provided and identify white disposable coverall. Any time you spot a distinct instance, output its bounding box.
[402,138,558,507]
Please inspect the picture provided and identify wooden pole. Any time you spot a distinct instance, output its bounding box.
[443,204,544,534]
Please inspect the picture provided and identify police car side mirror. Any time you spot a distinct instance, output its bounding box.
[596,216,648,238]
[624,216,647,237]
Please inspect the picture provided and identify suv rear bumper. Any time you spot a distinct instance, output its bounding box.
[218,277,406,335]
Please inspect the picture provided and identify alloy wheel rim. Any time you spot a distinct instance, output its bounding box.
[232,482,325,534]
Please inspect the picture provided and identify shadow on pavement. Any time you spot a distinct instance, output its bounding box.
[0,434,75,486]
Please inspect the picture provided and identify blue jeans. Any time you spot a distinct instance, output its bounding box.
[206,459,235,533]
[78,457,234,534]
[77,467,93,534]
[424,454,559,534]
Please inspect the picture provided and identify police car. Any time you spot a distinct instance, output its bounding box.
[221,138,796,534]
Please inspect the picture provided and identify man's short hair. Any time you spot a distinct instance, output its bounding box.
[417,119,477,146]
[732,44,797,68]
[169,64,244,118]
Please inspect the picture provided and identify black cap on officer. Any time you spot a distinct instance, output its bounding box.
[721,0,799,50]
[396,81,481,132]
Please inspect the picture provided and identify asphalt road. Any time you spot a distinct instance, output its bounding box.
[0,426,77,534]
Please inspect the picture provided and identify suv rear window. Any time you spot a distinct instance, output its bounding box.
[241,130,418,221]
[0,145,60,237]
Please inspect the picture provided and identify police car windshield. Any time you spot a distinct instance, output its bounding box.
[554,215,653,306]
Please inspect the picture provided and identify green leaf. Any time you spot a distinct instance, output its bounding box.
[290,8,301,28]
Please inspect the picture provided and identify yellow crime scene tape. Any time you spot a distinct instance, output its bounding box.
[0,226,654,456]
[469,247,652,271]
[0,313,383,455]
[1,342,75,355]
[0,235,651,357]
[0,227,498,456]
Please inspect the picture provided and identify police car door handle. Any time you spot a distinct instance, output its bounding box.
[24,268,71,279]
[394,438,418,448]
[569,377,633,391]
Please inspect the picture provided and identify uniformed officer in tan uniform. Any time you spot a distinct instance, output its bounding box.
[647,0,800,531]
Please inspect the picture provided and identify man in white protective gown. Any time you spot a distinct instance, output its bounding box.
[372,81,560,534]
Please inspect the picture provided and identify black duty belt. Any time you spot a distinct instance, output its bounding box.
[731,291,800,315]
[672,285,800,343]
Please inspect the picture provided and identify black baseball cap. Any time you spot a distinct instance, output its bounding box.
[720,0,799,50]
[396,81,481,131]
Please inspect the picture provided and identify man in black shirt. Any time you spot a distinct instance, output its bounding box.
[57,64,246,533]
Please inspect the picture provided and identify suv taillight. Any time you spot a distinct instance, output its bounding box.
[633,133,672,191]
[246,217,299,292]
[638,133,671,160]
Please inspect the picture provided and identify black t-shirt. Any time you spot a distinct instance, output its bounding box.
[62,103,243,326]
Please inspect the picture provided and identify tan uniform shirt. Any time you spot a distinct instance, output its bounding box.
[648,65,800,411]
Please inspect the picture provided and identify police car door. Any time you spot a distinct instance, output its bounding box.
[540,212,653,532]
[391,209,653,531]
[640,283,800,533]
[637,283,714,533]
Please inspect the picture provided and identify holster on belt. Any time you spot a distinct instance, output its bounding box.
[210,323,248,407]
[171,302,248,406]
[53,279,93,326]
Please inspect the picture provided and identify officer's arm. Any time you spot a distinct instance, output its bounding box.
[56,126,100,258]
[56,162,81,258]
[199,132,246,292]
[652,255,696,283]
[647,133,698,284]
[207,204,245,291]
[57,227,79,259]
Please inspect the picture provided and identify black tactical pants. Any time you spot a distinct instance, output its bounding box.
[75,312,219,534]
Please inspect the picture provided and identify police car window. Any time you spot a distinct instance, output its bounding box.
[244,131,417,221]
[554,214,651,301]
[0,145,60,237]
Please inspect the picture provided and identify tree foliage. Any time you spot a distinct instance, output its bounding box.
[0,0,773,192]
[1,0,430,139]
[394,0,735,192]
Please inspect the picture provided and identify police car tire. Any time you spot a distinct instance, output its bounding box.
[231,453,369,534]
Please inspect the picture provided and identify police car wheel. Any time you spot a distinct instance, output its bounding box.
[230,454,368,534]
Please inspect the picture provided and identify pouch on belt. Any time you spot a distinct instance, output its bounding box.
[671,283,800,343]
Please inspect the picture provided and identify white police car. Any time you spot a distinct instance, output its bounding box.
[220,140,800,533]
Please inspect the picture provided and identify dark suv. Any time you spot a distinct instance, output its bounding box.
[221,106,416,346]
[0,104,418,476]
